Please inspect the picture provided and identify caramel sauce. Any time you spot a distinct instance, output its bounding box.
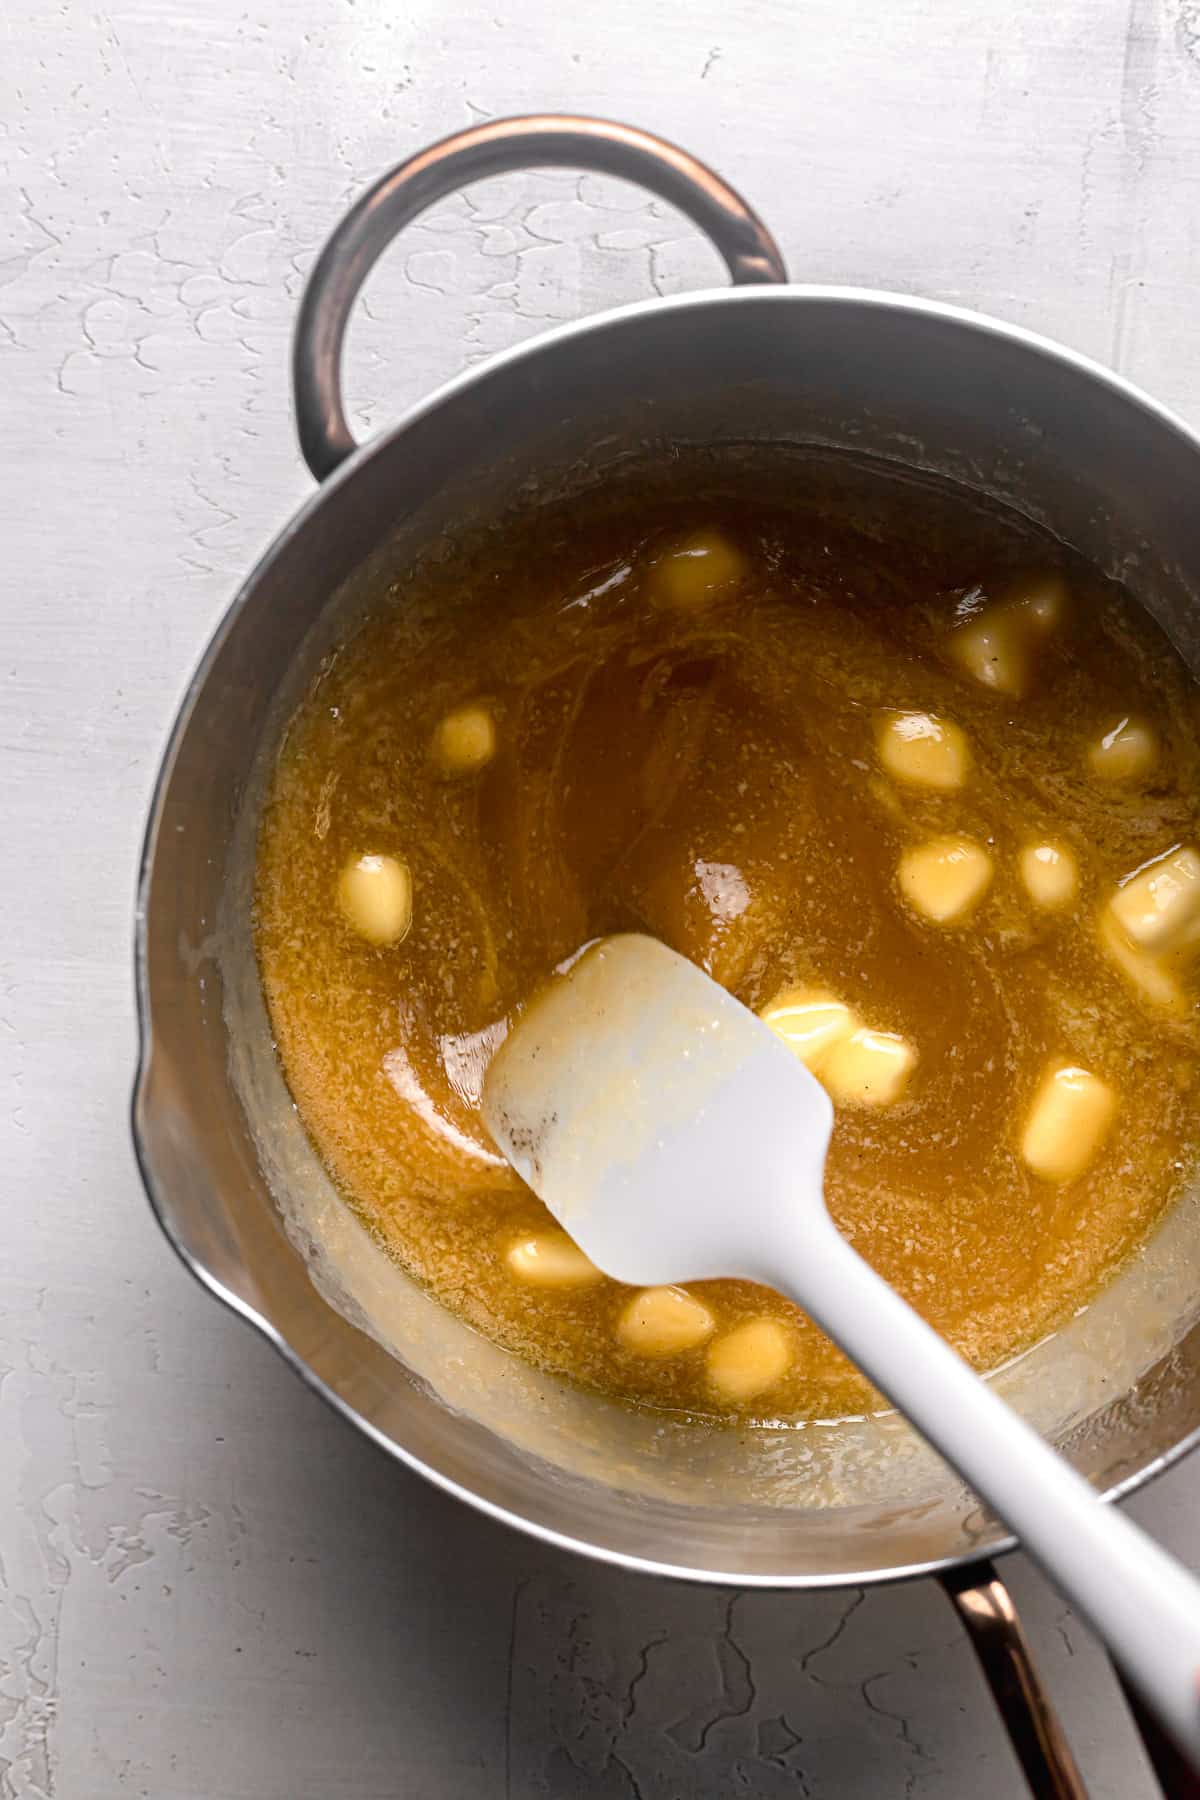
[255,454,1200,1420]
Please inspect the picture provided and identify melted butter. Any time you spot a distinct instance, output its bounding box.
[254,451,1200,1421]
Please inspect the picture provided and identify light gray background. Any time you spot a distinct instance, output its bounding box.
[3,2,1199,1795]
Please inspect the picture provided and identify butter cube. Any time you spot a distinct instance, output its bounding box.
[760,989,857,1071]
[948,613,1029,696]
[1109,846,1200,953]
[1088,716,1158,785]
[431,702,497,776]
[506,1230,603,1288]
[651,528,747,607]
[337,853,413,946]
[1020,1061,1117,1185]
[706,1317,792,1404]
[898,835,993,925]
[618,1286,714,1357]
[946,572,1067,698]
[820,1027,916,1107]
[876,710,971,791]
[1018,840,1080,912]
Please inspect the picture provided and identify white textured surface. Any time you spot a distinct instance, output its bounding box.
[3,1,1200,1794]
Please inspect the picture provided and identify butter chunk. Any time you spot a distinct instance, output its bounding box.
[506,1230,603,1289]
[651,528,747,607]
[820,1028,916,1107]
[1020,1061,1117,1185]
[337,853,413,946]
[949,611,1029,697]
[898,835,993,925]
[706,1318,792,1404]
[876,710,970,791]
[760,989,857,1071]
[946,572,1067,698]
[1088,716,1158,785]
[618,1286,714,1357]
[431,702,497,776]
[1109,846,1200,954]
[1018,840,1080,912]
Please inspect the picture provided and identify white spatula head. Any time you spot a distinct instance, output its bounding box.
[482,933,834,1287]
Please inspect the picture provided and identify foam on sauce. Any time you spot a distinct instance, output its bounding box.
[254,453,1200,1421]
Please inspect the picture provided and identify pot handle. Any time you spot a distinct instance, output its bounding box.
[943,1561,1198,1795]
[292,113,788,481]
[941,1561,1089,1798]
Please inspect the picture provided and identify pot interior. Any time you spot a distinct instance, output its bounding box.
[137,290,1200,1582]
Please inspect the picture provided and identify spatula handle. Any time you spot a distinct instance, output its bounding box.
[771,1215,1200,1767]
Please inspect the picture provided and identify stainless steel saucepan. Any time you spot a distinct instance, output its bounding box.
[132,116,1200,1795]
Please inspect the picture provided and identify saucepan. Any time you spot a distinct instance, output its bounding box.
[132,116,1200,1793]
